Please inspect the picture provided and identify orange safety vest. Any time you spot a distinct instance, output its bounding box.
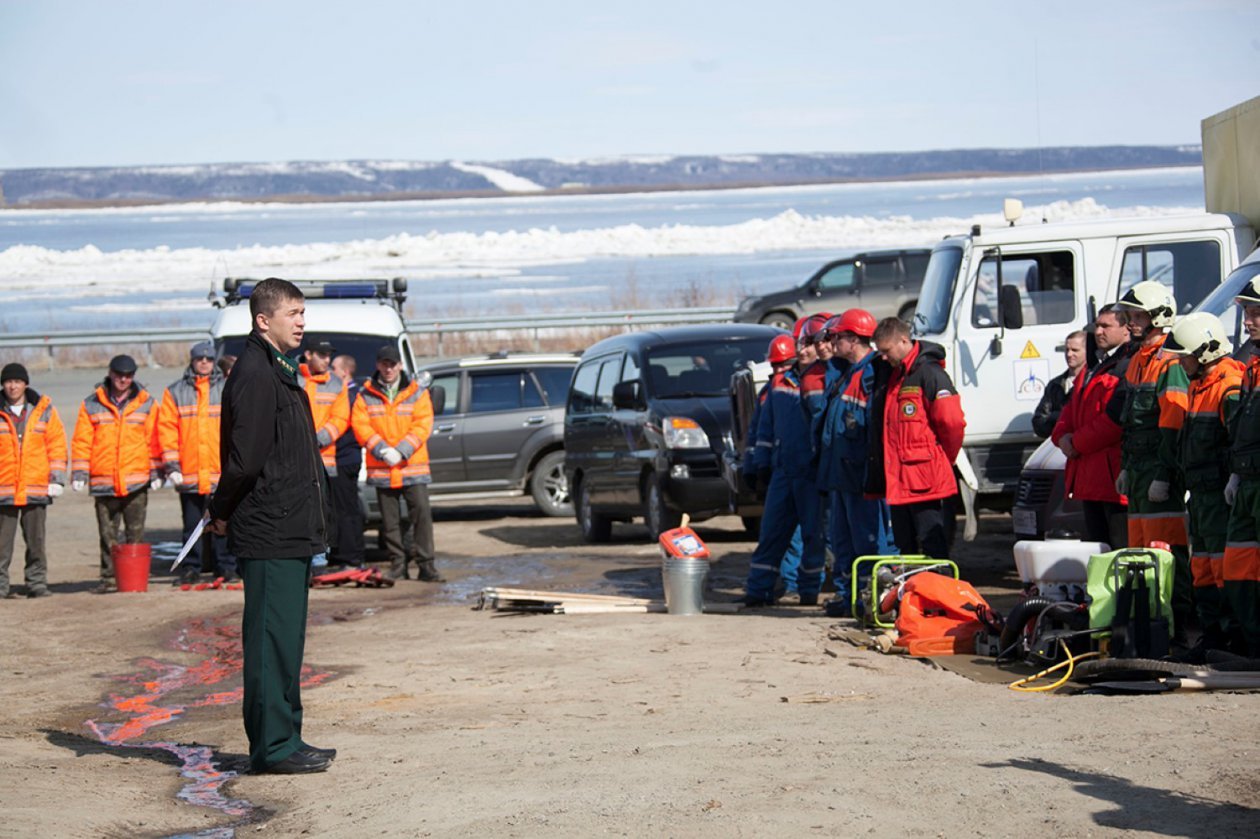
[71,383,161,497]
[0,393,68,506]
[299,364,350,476]
[352,374,433,489]
[156,369,225,495]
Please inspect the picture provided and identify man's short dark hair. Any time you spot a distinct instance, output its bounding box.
[1096,303,1129,327]
[872,316,911,343]
[1066,330,1087,344]
[249,277,304,320]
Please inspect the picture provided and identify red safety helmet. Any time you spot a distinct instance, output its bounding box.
[767,334,797,364]
[801,313,831,343]
[792,317,809,340]
[832,308,877,339]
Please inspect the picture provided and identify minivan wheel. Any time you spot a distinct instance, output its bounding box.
[577,478,612,543]
[530,451,573,517]
[644,474,683,539]
[760,311,796,331]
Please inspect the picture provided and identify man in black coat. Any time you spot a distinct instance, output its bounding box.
[1032,330,1087,438]
[208,277,335,775]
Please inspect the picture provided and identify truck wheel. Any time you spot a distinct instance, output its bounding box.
[576,478,611,543]
[644,474,683,539]
[529,451,573,517]
[759,312,796,331]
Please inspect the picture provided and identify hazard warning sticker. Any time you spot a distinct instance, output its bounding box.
[1020,340,1041,359]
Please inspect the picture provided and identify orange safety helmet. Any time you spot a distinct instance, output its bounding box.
[767,334,797,364]
[830,308,877,338]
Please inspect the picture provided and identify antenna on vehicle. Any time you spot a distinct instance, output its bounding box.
[1033,34,1048,224]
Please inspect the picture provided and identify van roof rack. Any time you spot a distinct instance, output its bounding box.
[215,277,408,310]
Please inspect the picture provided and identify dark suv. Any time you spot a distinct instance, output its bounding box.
[733,248,931,329]
[362,352,578,519]
[564,324,780,542]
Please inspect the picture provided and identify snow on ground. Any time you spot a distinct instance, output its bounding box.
[450,162,545,192]
[0,198,1200,297]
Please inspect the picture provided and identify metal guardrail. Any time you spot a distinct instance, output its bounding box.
[0,307,740,357]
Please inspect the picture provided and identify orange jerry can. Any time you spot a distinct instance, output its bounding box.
[893,571,989,655]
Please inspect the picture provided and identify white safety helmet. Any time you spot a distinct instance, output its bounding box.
[1163,312,1233,365]
[1116,280,1176,329]
[1235,276,1260,307]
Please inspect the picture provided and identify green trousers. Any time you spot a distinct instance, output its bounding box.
[1225,480,1260,655]
[1125,461,1193,634]
[1186,490,1230,635]
[240,556,311,771]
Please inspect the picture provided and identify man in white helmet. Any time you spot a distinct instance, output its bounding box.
[1223,275,1260,656]
[1109,279,1194,640]
[1165,312,1245,656]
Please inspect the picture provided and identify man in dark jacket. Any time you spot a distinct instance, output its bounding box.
[871,318,966,559]
[208,277,334,775]
[1032,330,1087,438]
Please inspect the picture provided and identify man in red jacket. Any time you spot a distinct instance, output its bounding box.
[871,318,966,558]
[1052,304,1133,547]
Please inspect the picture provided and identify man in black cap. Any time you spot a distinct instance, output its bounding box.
[71,354,163,593]
[157,341,235,585]
[0,363,68,599]
[350,344,442,582]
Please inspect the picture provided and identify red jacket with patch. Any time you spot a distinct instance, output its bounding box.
[880,341,965,505]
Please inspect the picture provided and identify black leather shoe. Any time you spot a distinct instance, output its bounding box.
[417,563,446,583]
[258,750,331,774]
[798,593,819,607]
[300,743,337,761]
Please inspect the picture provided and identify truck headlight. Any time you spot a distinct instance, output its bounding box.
[663,417,710,449]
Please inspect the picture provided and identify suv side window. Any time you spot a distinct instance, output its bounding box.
[621,353,640,384]
[469,371,524,413]
[430,372,460,416]
[861,257,898,286]
[593,355,621,411]
[972,251,1076,327]
[1119,240,1221,314]
[533,366,575,405]
[904,252,930,281]
[817,262,855,290]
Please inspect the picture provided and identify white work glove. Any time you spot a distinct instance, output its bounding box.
[1115,470,1128,497]
[150,477,164,492]
[169,471,184,487]
[381,447,403,466]
[72,480,86,492]
[1225,473,1241,506]
[1147,479,1170,503]
[47,483,64,498]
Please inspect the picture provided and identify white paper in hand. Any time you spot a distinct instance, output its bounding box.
[172,515,209,570]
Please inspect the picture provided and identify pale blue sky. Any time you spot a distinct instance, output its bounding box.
[2,0,1258,169]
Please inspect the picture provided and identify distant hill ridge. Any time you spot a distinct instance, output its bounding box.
[0,145,1202,208]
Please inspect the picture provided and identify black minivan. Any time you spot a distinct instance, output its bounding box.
[564,324,782,542]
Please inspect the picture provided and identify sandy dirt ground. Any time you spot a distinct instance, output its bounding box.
[0,485,1257,839]
[0,371,1257,837]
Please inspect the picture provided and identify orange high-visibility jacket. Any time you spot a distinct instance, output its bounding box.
[157,368,225,495]
[352,373,433,489]
[72,383,161,497]
[0,392,68,506]
[298,363,350,476]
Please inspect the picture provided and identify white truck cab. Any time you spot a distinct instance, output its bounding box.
[913,209,1255,497]
[209,277,416,374]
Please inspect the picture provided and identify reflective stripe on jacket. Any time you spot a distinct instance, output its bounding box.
[71,383,161,497]
[880,341,964,505]
[157,367,225,494]
[352,372,434,488]
[0,392,67,506]
[1179,357,1244,492]
[1117,336,1188,482]
[752,366,819,478]
[298,363,350,476]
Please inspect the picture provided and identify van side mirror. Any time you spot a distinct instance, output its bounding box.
[999,284,1024,330]
[612,380,642,410]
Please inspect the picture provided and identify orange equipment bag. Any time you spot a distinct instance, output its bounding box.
[892,571,989,656]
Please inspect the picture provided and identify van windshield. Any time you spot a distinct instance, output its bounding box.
[645,338,768,398]
[1193,260,1260,347]
[913,244,964,336]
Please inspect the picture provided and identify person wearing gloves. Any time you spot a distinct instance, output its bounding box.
[1163,313,1245,657]
[351,344,442,583]
[1224,277,1260,656]
[0,363,67,598]
[157,341,235,585]
[71,354,162,593]
[1109,280,1193,638]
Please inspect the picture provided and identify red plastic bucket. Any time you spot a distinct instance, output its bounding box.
[113,543,152,592]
